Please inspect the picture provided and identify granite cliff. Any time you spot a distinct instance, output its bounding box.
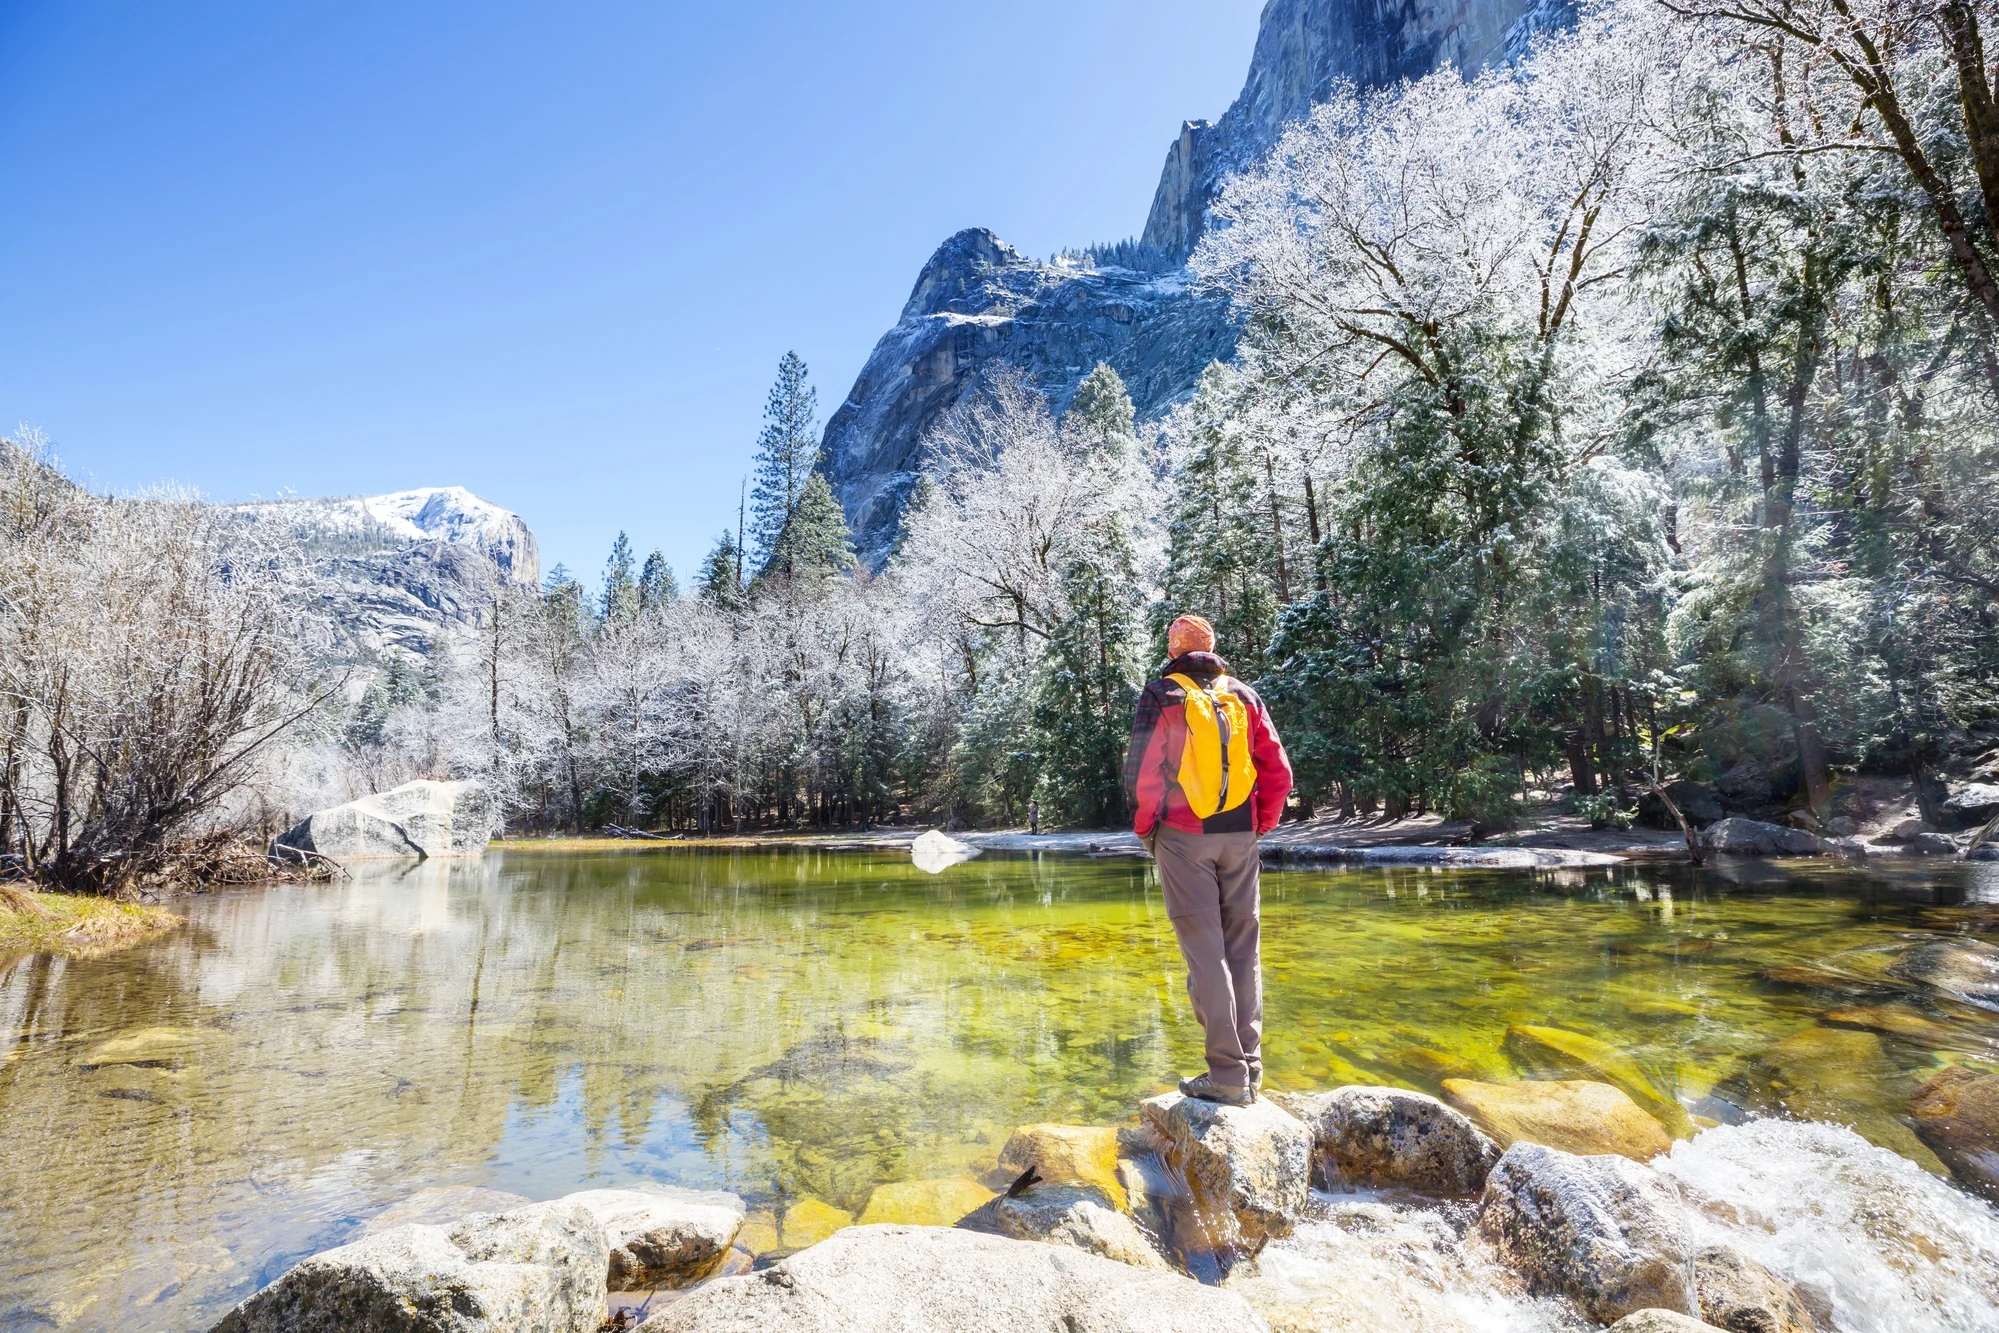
[824,0,1548,564]
[229,487,540,660]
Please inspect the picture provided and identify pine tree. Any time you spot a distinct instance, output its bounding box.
[696,532,746,610]
[600,532,637,622]
[637,550,677,610]
[749,351,821,582]
[1162,363,1280,674]
[1066,362,1137,462]
[761,473,855,591]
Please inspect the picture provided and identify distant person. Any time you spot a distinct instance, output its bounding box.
[1123,614,1292,1106]
[1028,800,1040,836]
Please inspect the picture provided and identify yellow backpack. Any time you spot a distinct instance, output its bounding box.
[1169,673,1256,819]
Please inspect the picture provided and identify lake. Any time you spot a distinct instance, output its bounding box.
[3,847,1997,1331]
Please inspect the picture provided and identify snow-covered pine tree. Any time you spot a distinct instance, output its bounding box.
[1162,363,1280,675]
[749,351,821,583]
[601,531,638,622]
[1066,362,1137,462]
[638,550,678,610]
[696,533,746,610]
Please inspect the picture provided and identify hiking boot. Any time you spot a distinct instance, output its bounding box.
[1248,1064,1264,1095]
[1179,1073,1254,1106]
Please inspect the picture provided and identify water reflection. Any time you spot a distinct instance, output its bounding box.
[0,849,1993,1331]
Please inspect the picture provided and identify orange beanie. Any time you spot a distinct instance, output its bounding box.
[1167,614,1216,659]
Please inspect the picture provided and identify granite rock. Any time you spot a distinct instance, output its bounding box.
[1140,1092,1310,1249]
[1703,818,1831,857]
[1694,1243,1817,1333]
[633,1224,1265,1332]
[560,1185,745,1290]
[211,1200,607,1333]
[1474,1142,1697,1324]
[1290,1085,1498,1194]
[960,1184,1169,1270]
[275,779,492,861]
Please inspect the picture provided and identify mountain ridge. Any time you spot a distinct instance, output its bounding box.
[823,0,1546,564]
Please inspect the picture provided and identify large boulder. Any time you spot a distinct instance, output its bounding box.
[275,779,492,861]
[1289,1085,1497,1194]
[633,1224,1265,1332]
[1473,1142,1697,1325]
[1140,1092,1310,1249]
[960,1184,1169,1270]
[1886,938,1999,1007]
[1639,781,1726,830]
[559,1186,744,1290]
[1908,1066,1999,1203]
[1694,1243,1817,1333]
[1441,1079,1674,1161]
[212,1200,607,1333]
[1702,818,1829,857]
[1939,782,1999,830]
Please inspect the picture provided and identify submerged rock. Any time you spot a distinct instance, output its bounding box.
[779,1198,852,1249]
[1289,1085,1497,1194]
[1441,1078,1674,1161]
[960,1183,1169,1270]
[1731,1026,1945,1172]
[633,1224,1264,1332]
[1885,938,1999,1007]
[855,1177,995,1228]
[1504,1026,1695,1139]
[996,1123,1127,1210]
[1694,1243,1817,1333]
[274,778,492,861]
[1140,1092,1310,1249]
[75,1025,230,1070]
[212,1200,608,1333]
[1703,818,1830,857]
[1908,1066,1999,1203]
[1474,1142,1697,1324]
[1820,1004,1962,1047]
[561,1186,745,1290]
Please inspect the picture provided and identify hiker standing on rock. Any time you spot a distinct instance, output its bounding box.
[1123,614,1292,1107]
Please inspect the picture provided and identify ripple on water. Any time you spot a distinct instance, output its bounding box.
[1661,1119,1999,1333]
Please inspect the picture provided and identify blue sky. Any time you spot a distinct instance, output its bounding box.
[0,2,1261,585]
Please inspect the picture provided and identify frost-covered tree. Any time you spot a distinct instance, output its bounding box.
[749,351,822,583]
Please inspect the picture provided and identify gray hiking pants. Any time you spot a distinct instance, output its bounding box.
[1153,823,1262,1090]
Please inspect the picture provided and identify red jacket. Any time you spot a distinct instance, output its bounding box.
[1123,651,1293,837]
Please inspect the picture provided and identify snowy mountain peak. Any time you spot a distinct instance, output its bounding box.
[236,486,541,589]
[358,487,539,582]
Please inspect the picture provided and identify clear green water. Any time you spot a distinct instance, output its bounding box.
[2,849,1995,1330]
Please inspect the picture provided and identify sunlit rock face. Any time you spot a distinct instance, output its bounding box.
[825,0,1553,564]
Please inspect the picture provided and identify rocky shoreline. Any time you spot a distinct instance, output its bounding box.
[211,1031,1999,1333]
[506,778,1999,867]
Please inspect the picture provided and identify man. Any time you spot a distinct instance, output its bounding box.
[1123,614,1292,1106]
